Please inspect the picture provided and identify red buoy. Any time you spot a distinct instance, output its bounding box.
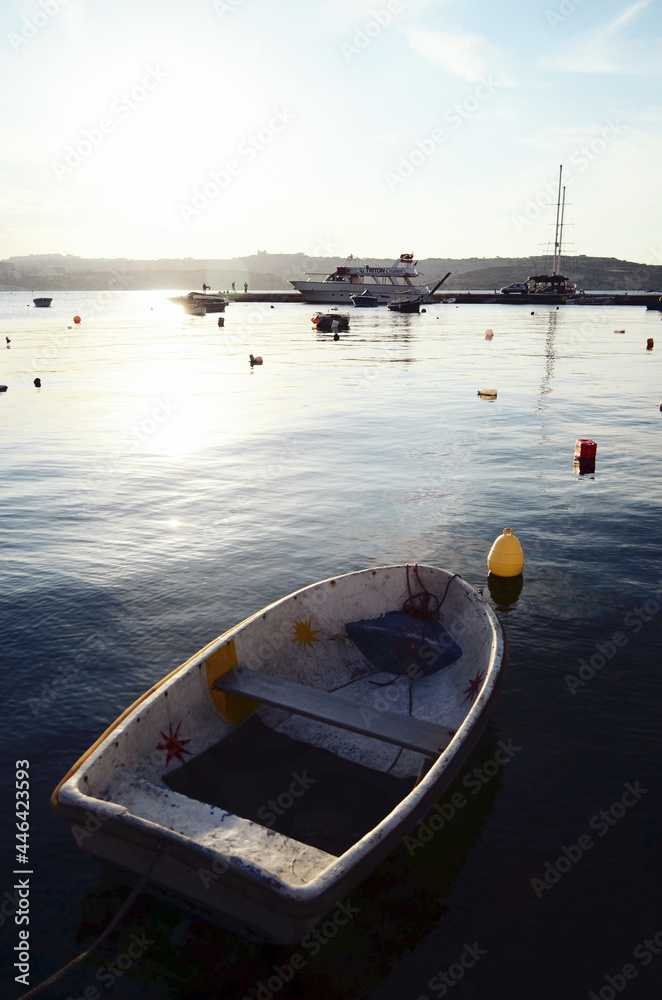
[74,315,81,324]
[574,439,597,461]
[574,438,597,475]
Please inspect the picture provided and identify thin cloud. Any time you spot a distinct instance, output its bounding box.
[406,25,515,85]
[596,0,653,42]
[543,0,660,75]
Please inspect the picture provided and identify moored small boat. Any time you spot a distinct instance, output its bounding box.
[33,297,53,307]
[52,564,508,944]
[350,289,380,308]
[387,297,422,313]
[169,292,228,314]
[312,311,350,331]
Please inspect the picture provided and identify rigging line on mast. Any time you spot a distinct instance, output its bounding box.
[559,184,566,276]
[553,164,563,275]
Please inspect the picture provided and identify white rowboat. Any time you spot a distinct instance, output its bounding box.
[52,565,508,944]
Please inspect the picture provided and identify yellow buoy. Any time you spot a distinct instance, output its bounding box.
[487,527,525,577]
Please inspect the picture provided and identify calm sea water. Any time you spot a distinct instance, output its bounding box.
[1,291,661,1000]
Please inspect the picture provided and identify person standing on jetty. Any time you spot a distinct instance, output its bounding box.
[244,281,248,293]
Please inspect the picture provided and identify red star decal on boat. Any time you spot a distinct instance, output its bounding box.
[462,671,485,703]
[156,722,193,765]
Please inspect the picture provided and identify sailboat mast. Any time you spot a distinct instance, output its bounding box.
[553,164,563,275]
[558,185,566,276]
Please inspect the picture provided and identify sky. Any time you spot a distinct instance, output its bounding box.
[0,0,661,263]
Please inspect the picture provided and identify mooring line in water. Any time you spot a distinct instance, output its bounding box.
[19,841,169,999]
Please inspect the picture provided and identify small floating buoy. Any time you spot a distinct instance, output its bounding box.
[0,384,7,392]
[574,438,597,461]
[477,389,497,399]
[421,308,426,313]
[574,438,597,474]
[487,528,525,578]
[333,333,339,341]
[647,338,654,350]
[34,378,41,387]
[73,315,81,324]
[530,311,535,316]
[218,317,224,327]
[249,354,263,366]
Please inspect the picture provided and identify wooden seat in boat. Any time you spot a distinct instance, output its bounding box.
[213,668,455,757]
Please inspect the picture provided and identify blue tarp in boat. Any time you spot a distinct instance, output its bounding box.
[345,611,462,677]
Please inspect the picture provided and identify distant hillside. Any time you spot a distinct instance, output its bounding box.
[1,252,661,292]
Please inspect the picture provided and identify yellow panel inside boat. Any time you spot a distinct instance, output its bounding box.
[205,640,260,725]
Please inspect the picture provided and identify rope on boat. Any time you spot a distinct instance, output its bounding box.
[372,565,463,775]
[370,565,461,689]
[403,562,441,620]
[403,563,460,620]
[19,841,169,1000]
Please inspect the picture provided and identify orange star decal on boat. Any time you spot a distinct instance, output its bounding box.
[462,671,485,703]
[156,722,193,765]
[291,618,322,648]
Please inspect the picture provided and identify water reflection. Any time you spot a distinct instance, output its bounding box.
[487,572,524,610]
[535,310,558,413]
